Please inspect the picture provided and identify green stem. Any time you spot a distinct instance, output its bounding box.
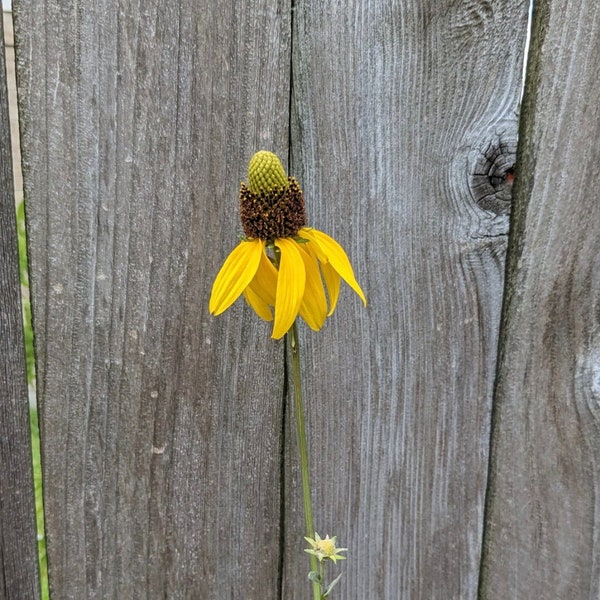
[288,321,320,600]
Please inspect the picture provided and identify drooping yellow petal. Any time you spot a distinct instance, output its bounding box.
[272,238,306,339]
[209,239,265,315]
[321,261,341,316]
[297,243,327,331]
[243,287,273,321]
[299,228,327,262]
[302,228,366,307]
[247,248,278,307]
[302,237,341,317]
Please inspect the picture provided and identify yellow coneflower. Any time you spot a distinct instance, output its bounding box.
[209,150,366,339]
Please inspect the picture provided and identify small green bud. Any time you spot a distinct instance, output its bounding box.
[248,151,289,194]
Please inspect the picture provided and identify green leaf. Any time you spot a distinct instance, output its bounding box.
[323,572,343,597]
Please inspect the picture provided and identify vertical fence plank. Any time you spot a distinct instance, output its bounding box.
[284,1,528,597]
[0,13,40,600]
[480,0,600,596]
[14,0,291,597]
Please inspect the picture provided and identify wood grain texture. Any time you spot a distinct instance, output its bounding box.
[284,1,528,598]
[480,0,600,597]
[0,13,40,600]
[14,1,291,597]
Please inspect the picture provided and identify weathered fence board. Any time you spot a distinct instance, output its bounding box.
[0,13,40,600]
[284,1,528,598]
[14,0,291,597]
[480,0,600,597]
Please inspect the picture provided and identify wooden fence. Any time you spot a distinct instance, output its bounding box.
[0,0,598,598]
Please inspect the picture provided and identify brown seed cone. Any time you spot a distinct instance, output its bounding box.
[239,176,307,240]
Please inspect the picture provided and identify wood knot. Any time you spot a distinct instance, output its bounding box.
[469,136,517,216]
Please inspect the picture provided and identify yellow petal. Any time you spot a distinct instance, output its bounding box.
[303,238,341,316]
[248,248,277,306]
[243,287,273,321]
[299,228,327,262]
[321,261,341,316]
[297,244,327,331]
[303,228,366,307]
[209,239,265,315]
[272,238,306,339]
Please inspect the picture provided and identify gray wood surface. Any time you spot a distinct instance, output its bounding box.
[21,0,595,597]
[480,0,600,597]
[0,13,40,600]
[14,1,291,597]
[284,1,528,598]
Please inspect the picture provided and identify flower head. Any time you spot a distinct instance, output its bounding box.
[209,151,366,339]
[304,533,347,564]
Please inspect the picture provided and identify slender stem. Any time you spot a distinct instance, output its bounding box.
[288,321,320,600]
[320,561,326,595]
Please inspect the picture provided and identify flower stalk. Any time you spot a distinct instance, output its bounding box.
[288,321,320,600]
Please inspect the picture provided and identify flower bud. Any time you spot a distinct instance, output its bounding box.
[248,150,289,194]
